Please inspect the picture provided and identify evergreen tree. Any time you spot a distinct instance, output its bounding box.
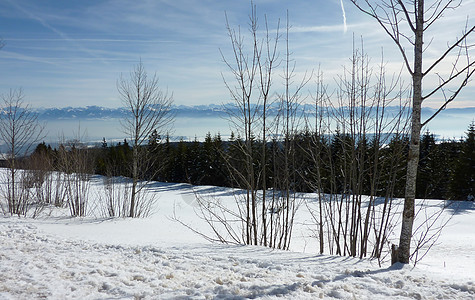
[160,134,173,182]
[176,139,189,182]
[104,139,132,177]
[329,131,354,194]
[379,134,408,198]
[449,123,475,200]
[211,133,228,186]
[417,131,437,198]
[356,135,371,196]
[147,129,162,180]
[200,132,215,185]
[225,132,241,187]
[186,137,202,184]
[294,131,314,192]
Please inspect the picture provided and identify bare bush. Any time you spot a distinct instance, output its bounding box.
[56,137,94,217]
[98,175,131,218]
[96,170,158,218]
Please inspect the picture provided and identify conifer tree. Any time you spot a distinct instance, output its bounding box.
[417,131,437,198]
[449,123,475,200]
[186,137,202,184]
[200,133,215,185]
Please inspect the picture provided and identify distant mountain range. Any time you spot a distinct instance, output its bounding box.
[0,104,472,151]
[33,104,227,120]
[28,104,475,121]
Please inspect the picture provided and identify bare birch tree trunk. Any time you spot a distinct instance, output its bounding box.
[350,0,474,264]
[398,0,424,264]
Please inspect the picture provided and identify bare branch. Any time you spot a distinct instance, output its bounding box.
[422,67,475,127]
[424,0,461,30]
[423,26,475,76]
[397,0,416,32]
[350,0,414,75]
[423,60,475,101]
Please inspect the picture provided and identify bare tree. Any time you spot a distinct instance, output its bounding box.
[204,5,308,250]
[302,42,410,264]
[220,5,279,246]
[0,88,44,215]
[270,13,310,250]
[350,0,475,264]
[117,61,174,218]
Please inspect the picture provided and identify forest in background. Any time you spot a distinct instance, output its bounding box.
[16,121,474,203]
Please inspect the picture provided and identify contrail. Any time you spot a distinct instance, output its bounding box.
[340,0,348,33]
[5,0,107,63]
[6,0,70,41]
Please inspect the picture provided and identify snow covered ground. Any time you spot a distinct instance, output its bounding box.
[1,177,474,299]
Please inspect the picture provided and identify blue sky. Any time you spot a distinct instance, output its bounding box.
[1,0,474,109]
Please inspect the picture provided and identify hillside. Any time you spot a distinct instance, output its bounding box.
[0,176,474,299]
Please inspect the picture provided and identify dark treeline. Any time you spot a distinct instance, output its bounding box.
[24,122,474,202]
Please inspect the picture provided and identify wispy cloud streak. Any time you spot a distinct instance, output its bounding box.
[340,0,348,33]
[6,38,177,43]
[5,0,107,63]
[291,24,346,33]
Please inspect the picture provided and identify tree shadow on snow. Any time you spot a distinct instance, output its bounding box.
[444,200,475,215]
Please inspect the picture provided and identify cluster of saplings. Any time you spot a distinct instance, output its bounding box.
[21,122,474,202]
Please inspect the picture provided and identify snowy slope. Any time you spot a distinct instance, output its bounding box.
[0,178,474,299]
[2,220,474,299]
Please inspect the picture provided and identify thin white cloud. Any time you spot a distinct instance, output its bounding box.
[0,50,58,65]
[4,0,108,64]
[340,0,348,33]
[290,24,347,33]
[6,38,177,43]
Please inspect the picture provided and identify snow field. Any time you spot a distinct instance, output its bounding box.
[1,219,474,299]
[0,173,474,299]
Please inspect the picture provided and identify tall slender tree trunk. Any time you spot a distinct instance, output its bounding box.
[130,144,138,217]
[10,160,15,214]
[398,0,424,264]
[262,106,267,246]
[9,138,16,214]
